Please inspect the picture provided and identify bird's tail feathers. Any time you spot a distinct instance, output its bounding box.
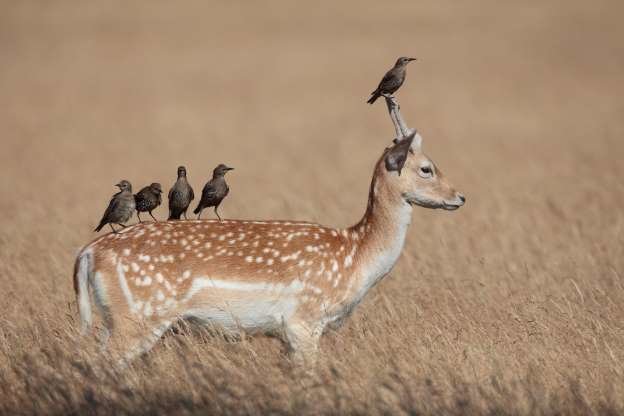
[367,91,381,104]
[193,206,201,215]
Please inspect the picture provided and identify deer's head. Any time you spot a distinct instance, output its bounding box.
[381,132,465,210]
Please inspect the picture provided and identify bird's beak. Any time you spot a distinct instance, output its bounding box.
[226,167,234,171]
[115,183,122,188]
[408,57,417,62]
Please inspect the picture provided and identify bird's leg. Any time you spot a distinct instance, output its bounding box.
[183,211,188,220]
[214,206,222,222]
[118,223,127,228]
[197,210,202,220]
[109,224,118,234]
[137,212,143,223]
[149,211,157,222]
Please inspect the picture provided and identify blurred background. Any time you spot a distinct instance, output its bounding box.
[0,1,623,413]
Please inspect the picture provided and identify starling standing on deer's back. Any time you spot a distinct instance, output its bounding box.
[193,164,234,221]
[168,166,194,220]
[94,180,136,233]
[367,57,416,104]
[134,183,162,222]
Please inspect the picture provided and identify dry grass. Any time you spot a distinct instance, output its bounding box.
[1,1,623,414]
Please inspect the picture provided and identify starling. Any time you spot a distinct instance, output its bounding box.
[168,166,194,220]
[193,164,234,221]
[366,57,416,104]
[94,180,136,233]
[134,183,163,222]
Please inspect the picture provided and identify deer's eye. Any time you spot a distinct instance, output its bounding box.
[419,165,433,178]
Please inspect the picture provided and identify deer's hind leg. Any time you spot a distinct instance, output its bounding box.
[106,315,175,369]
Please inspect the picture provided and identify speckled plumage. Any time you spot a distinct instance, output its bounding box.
[168,166,194,220]
[134,183,162,222]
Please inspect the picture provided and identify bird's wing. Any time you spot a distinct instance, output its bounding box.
[100,195,120,222]
[189,185,194,201]
[376,70,395,90]
[201,183,217,200]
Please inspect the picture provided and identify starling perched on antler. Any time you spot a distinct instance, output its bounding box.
[94,180,136,233]
[193,164,234,221]
[168,166,194,220]
[367,57,416,105]
[134,183,162,222]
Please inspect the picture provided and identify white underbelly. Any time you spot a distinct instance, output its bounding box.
[180,277,303,333]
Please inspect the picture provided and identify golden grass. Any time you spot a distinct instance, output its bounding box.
[1,1,623,414]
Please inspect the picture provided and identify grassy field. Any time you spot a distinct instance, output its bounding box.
[1,1,623,414]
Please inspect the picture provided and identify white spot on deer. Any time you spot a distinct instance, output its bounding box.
[142,276,152,286]
[267,258,274,266]
[148,264,155,271]
[317,262,326,276]
[181,239,188,246]
[280,250,301,263]
[331,260,339,273]
[344,255,353,268]
[179,252,186,259]
[156,290,165,301]
[144,302,153,317]
[131,262,140,272]
[197,252,204,258]
[123,248,131,256]
[182,270,191,280]
[298,259,306,267]
[218,235,225,241]
[245,256,253,263]
[330,230,337,237]
[156,273,164,283]
[117,261,137,313]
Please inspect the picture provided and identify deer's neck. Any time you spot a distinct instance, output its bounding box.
[344,173,412,302]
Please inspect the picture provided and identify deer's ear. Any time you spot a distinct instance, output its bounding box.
[385,133,415,175]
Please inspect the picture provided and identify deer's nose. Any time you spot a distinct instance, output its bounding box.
[457,193,466,204]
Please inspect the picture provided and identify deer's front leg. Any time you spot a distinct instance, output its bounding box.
[284,320,323,367]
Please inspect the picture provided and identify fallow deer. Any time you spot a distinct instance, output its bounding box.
[73,97,465,366]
